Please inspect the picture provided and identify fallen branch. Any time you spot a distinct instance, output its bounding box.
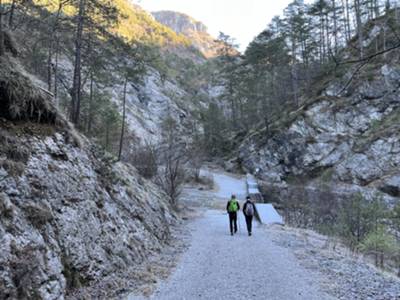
[338,42,400,65]
[336,57,373,97]
[38,86,54,98]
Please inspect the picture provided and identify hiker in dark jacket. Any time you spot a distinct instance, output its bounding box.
[243,196,256,236]
[226,195,240,236]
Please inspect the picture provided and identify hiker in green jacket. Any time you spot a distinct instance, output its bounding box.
[227,195,240,235]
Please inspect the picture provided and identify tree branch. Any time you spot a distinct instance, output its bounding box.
[337,57,372,97]
[338,42,400,65]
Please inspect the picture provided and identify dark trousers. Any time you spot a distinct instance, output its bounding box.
[228,212,238,234]
[245,215,253,234]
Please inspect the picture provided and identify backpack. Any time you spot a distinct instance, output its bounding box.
[228,200,238,213]
[245,202,254,216]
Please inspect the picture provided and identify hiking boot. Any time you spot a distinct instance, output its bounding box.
[248,232,251,236]
[231,232,233,236]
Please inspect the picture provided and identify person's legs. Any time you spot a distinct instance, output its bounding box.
[249,216,253,235]
[233,212,238,233]
[229,213,234,235]
[245,216,252,235]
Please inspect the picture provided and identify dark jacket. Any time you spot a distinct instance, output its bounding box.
[243,201,256,217]
[226,199,240,213]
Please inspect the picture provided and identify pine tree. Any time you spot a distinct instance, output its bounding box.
[0,0,5,56]
[70,0,119,125]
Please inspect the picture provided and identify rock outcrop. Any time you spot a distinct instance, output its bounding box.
[0,57,176,299]
[152,11,208,35]
[152,11,221,58]
[238,30,400,203]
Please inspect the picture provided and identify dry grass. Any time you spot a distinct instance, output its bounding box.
[0,56,59,124]
[0,55,83,148]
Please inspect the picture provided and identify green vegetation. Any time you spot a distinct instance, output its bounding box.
[13,0,191,47]
[360,226,399,268]
[113,0,190,46]
[210,0,400,155]
[284,188,400,272]
[0,0,209,162]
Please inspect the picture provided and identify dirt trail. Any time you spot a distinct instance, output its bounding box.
[128,210,335,300]
[128,170,336,300]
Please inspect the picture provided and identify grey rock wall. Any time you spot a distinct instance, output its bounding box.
[238,63,400,203]
[0,129,176,299]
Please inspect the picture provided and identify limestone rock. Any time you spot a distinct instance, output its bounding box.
[0,130,177,299]
[238,57,400,203]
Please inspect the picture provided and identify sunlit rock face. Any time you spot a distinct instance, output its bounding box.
[152,11,222,58]
[152,11,208,34]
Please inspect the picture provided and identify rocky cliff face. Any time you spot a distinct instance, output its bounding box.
[152,11,221,58]
[0,57,176,299]
[13,1,214,147]
[237,29,400,203]
[107,68,207,143]
[152,11,208,34]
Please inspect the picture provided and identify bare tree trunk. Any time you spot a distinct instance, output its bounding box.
[332,0,339,55]
[373,0,379,18]
[320,12,326,62]
[291,35,298,107]
[343,0,352,42]
[47,44,53,91]
[71,0,85,125]
[325,14,332,57]
[8,0,15,28]
[54,36,60,102]
[354,0,364,58]
[47,1,65,96]
[118,76,128,161]
[291,65,298,107]
[396,2,400,23]
[87,71,94,134]
[0,0,5,57]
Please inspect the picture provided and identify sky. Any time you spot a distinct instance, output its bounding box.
[132,0,301,52]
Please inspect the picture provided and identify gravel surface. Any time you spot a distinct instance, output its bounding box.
[268,226,400,300]
[200,169,247,200]
[128,210,335,300]
[127,170,399,300]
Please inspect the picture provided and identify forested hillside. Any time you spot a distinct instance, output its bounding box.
[0,2,219,297]
[1,0,400,298]
[204,0,400,274]
[0,0,217,156]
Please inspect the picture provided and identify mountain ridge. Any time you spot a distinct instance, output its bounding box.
[152,10,222,58]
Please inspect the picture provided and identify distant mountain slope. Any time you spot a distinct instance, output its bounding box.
[152,10,221,58]
[8,0,215,147]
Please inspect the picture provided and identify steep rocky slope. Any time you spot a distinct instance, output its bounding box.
[237,21,400,203]
[0,56,177,299]
[152,11,221,58]
[13,0,214,144]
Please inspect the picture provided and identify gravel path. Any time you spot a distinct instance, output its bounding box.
[200,169,247,200]
[129,210,335,300]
